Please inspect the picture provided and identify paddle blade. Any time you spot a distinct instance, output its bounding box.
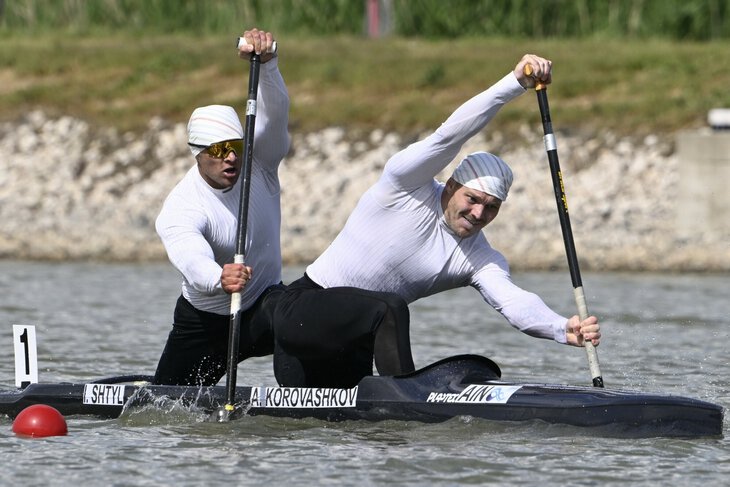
[209,404,245,423]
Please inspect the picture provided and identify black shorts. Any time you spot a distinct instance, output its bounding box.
[152,284,285,386]
[272,275,414,388]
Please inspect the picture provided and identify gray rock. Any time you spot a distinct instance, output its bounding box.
[0,112,727,271]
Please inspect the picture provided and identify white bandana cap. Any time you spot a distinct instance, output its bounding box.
[451,151,513,201]
[187,105,243,157]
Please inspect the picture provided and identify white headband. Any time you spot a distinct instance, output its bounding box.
[451,152,513,201]
[187,105,243,157]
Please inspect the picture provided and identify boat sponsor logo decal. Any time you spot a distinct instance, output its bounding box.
[83,384,126,406]
[426,384,522,404]
[249,386,358,409]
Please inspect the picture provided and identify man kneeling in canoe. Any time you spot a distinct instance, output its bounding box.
[272,53,601,388]
[151,28,412,387]
[151,28,288,386]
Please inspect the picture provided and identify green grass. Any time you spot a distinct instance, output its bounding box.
[1,33,729,137]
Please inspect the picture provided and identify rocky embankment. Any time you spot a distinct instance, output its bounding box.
[1,111,728,271]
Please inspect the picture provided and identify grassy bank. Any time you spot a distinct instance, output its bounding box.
[1,33,729,137]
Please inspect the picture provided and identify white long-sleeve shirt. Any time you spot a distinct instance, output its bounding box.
[307,72,567,343]
[156,59,290,315]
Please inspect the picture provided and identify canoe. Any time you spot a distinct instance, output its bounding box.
[1,355,723,438]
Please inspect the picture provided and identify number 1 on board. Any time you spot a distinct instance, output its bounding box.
[13,324,38,388]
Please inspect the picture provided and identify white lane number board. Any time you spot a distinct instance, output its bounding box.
[13,324,39,388]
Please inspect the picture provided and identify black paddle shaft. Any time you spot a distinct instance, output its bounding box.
[223,52,262,413]
[534,90,583,289]
[530,80,604,388]
[234,53,261,259]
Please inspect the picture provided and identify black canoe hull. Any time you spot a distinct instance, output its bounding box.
[0,355,723,438]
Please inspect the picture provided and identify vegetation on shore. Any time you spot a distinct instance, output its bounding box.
[2,33,728,137]
[1,1,729,137]
[3,0,728,40]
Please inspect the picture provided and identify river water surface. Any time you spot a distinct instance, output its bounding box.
[0,261,728,486]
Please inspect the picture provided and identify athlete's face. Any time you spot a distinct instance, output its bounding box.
[441,179,502,238]
[196,147,241,190]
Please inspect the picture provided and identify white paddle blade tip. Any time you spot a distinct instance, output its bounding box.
[236,37,278,54]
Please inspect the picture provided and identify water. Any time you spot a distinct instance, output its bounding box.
[0,261,728,486]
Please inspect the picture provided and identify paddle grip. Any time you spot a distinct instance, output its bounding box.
[523,64,546,91]
[237,37,278,54]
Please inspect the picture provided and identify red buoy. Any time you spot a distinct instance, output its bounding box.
[12,404,68,437]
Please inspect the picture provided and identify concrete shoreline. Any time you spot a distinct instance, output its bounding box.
[1,111,728,272]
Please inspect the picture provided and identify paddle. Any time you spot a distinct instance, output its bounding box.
[524,64,604,388]
[213,41,264,422]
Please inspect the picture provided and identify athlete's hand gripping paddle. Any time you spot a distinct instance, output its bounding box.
[524,64,604,388]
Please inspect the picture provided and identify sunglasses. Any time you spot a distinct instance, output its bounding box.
[189,139,244,159]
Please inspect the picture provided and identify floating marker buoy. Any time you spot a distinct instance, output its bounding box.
[12,404,68,437]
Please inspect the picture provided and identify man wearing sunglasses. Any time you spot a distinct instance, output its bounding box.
[152,28,289,386]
